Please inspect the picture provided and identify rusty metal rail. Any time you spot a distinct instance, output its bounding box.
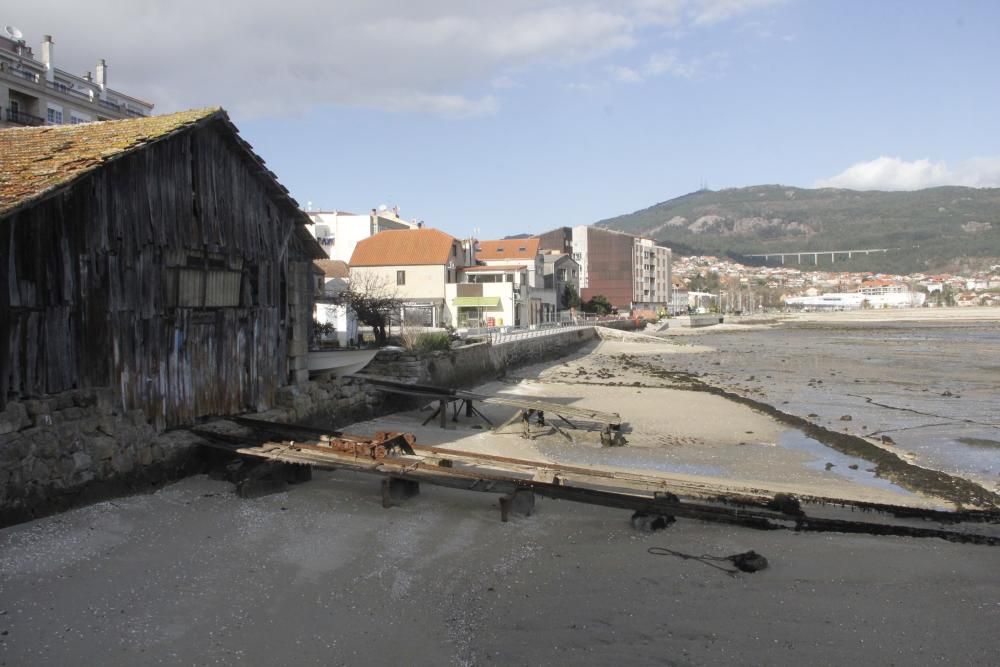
[194,419,1000,545]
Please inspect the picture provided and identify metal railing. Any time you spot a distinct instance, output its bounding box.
[4,107,45,126]
[46,80,92,100]
[460,321,595,345]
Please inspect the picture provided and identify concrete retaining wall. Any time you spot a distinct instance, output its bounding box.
[361,326,599,387]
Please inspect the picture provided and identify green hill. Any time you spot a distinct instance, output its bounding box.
[595,185,1000,273]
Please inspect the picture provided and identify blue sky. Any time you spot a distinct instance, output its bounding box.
[10,1,1000,240]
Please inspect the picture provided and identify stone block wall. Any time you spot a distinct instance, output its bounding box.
[0,388,202,526]
[1,326,595,526]
[0,376,385,527]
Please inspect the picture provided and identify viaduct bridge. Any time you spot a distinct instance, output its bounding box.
[744,247,898,265]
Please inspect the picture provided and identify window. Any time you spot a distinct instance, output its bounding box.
[396,270,406,286]
[70,112,91,124]
[46,105,63,125]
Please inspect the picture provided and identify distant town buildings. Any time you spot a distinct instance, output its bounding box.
[671,255,999,312]
[1,27,153,127]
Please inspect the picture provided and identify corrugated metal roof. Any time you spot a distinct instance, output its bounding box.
[463,264,526,272]
[476,238,540,261]
[350,228,458,266]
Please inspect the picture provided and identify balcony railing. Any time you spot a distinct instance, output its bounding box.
[4,107,45,126]
[46,80,93,100]
[98,99,121,111]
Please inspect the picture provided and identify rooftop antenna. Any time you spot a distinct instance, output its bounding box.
[4,25,24,41]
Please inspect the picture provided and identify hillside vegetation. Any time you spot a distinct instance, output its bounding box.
[596,185,1000,273]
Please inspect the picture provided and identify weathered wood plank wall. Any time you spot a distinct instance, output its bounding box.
[1,120,314,428]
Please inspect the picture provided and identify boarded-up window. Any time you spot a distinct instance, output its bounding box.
[165,252,244,308]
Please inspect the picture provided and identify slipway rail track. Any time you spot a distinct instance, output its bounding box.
[192,418,1000,546]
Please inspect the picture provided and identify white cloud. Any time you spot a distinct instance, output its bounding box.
[816,156,1000,190]
[4,0,780,119]
[633,0,785,26]
[608,65,643,83]
[688,0,786,25]
[644,51,697,78]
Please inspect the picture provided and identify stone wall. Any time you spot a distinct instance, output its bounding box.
[0,388,202,526]
[0,376,384,527]
[0,326,597,526]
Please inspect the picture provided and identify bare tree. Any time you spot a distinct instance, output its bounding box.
[333,271,399,346]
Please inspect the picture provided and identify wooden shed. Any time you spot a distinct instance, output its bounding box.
[0,108,325,428]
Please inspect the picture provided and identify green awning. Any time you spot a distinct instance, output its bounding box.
[452,297,502,308]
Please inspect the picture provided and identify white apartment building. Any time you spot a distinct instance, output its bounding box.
[1,27,153,127]
[306,207,415,262]
[632,237,673,313]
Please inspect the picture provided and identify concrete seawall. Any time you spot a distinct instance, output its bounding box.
[360,326,601,387]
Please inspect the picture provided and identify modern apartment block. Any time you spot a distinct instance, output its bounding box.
[539,226,672,313]
[1,28,153,127]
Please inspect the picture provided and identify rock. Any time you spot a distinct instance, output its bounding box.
[824,462,835,470]
[72,451,94,475]
[0,402,31,433]
[881,435,896,446]
[89,436,117,461]
[840,415,852,421]
[766,493,803,516]
[630,511,675,532]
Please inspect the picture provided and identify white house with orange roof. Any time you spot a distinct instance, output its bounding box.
[349,227,472,327]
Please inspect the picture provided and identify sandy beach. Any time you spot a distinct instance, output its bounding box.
[2,318,999,665]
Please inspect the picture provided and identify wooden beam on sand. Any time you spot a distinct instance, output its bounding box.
[193,420,1000,546]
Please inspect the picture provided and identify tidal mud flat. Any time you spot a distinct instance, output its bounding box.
[657,313,1000,498]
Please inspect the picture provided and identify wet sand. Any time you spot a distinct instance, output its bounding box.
[2,473,999,666]
[660,311,1000,494]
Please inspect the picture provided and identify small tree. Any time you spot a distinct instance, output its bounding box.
[334,271,399,346]
[561,284,581,310]
[582,294,613,316]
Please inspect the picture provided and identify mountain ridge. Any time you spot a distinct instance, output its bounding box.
[595,185,1000,273]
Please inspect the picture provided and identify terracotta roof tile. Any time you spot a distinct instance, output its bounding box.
[0,108,221,217]
[314,259,350,278]
[350,228,458,266]
[476,238,540,261]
